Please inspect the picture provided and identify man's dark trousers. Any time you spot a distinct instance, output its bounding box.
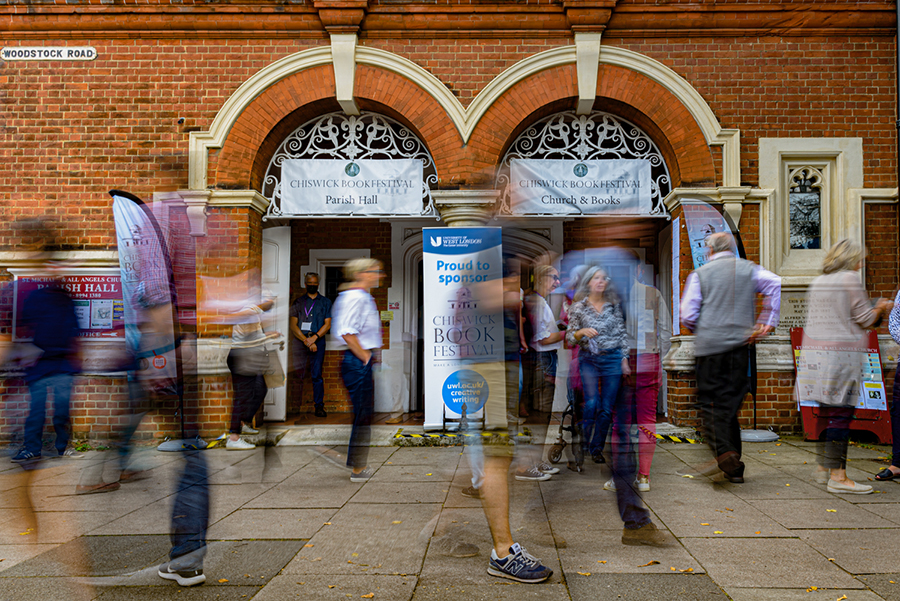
[695,344,750,476]
[298,341,326,410]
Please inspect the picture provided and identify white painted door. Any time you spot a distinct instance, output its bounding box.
[262,226,291,421]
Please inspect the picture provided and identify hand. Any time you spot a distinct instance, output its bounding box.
[308,343,318,352]
[749,324,773,343]
[578,328,599,340]
[876,298,894,314]
[621,357,631,377]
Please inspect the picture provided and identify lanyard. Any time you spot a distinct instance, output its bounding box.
[303,297,317,319]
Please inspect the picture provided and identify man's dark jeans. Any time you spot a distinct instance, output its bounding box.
[169,449,209,569]
[341,351,374,469]
[297,341,327,409]
[24,373,74,455]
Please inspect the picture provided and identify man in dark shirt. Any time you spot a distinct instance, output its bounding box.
[13,261,82,463]
[289,272,332,418]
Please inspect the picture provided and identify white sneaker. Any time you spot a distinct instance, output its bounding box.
[603,478,617,492]
[635,474,650,492]
[538,462,560,475]
[241,424,259,435]
[225,437,255,451]
[515,466,551,481]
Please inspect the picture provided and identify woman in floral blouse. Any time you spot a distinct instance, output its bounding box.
[566,266,630,464]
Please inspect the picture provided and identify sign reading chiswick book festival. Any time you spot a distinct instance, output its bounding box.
[423,228,505,431]
[281,159,423,215]
[509,159,652,215]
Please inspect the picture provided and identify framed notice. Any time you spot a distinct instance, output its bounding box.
[12,268,124,340]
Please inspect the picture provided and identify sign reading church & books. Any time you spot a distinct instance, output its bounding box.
[281,159,423,215]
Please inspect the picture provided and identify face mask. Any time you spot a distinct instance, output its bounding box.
[306,285,319,295]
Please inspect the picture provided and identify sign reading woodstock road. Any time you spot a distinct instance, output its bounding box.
[1,46,97,61]
[509,159,652,215]
[281,159,423,215]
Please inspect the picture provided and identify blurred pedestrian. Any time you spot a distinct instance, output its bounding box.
[875,286,900,481]
[804,240,892,493]
[680,232,781,483]
[290,272,332,418]
[332,258,383,482]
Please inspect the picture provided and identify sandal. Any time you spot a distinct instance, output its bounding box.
[874,467,900,481]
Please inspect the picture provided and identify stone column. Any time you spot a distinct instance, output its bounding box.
[433,190,500,227]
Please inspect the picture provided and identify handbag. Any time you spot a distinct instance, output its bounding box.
[264,351,285,388]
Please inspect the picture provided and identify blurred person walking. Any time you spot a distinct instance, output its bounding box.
[680,232,781,483]
[875,287,900,482]
[290,272,332,418]
[804,240,892,493]
[332,258,383,482]
[566,266,630,465]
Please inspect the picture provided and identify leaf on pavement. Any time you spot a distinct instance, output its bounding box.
[700,523,710,526]
[597,560,607,564]
[304,544,314,548]
[638,561,660,567]
[218,579,229,583]
[361,594,375,598]
[680,568,694,573]
[577,572,591,576]
[392,521,402,524]
[826,509,837,513]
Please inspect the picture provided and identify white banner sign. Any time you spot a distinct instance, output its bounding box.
[2,47,97,61]
[281,159,423,215]
[423,228,505,431]
[509,159,652,215]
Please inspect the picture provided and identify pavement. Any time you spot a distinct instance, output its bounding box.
[2,429,900,600]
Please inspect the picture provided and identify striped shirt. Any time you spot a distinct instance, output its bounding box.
[889,290,900,345]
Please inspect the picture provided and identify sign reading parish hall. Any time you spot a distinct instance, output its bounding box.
[509,159,652,215]
[281,159,423,215]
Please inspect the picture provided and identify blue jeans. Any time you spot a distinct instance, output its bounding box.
[579,350,623,456]
[169,449,209,569]
[610,377,652,529]
[297,342,327,409]
[24,373,74,455]
[341,351,374,469]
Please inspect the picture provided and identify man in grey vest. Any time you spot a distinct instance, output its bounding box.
[680,232,781,482]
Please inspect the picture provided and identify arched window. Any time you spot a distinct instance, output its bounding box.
[496,111,672,216]
[262,111,438,219]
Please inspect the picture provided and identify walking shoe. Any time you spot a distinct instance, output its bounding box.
[225,437,255,451]
[314,408,327,418]
[514,466,551,481]
[537,462,560,475]
[487,543,553,583]
[56,448,85,459]
[603,478,617,492]
[350,467,374,483]
[119,469,148,483]
[812,468,829,484]
[10,449,40,463]
[635,474,650,492]
[461,485,482,499]
[241,424,259,435]
[621,521,669,547]
[158,562,206,587]
[827,479,873,495]
[591,450,605,464]
[75,481,121,495]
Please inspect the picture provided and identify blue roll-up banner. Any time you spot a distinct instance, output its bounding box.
[423,228,505,431]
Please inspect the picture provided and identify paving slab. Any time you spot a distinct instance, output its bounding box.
[206,508,337,540]
[725,588,885,601]
[0,575,100,601]
[255,573,417,601]
[798,529,900,574]
[650,491,792,538]
[855,502,900,525]
[857,574,900,601]
[748,498,897,529]
[0,535,169,578]
[682,538,865,589]
[282,503,441,575]
[557,534,702,575]
[95,585,262,600]
[243,462,361,509]
[0,511,116,544]
[412,580,571,600]
[566,573,729,600]
[277,425,399,446]
[373,464,457,482]
[0,543,60,573]
[385,447,464,466]
[348,481,449,504]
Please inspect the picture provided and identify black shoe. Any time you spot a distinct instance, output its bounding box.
[723,473,745,484]
[158,562,206,587]
[591,450,605,464]
[314,408,327,418]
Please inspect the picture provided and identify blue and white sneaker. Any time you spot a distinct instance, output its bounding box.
[487,543,552,583]
[10,449,40,463]
[158,561,206,587]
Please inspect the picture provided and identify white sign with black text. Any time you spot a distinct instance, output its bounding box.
[2,46,97,61]
[281,159,423,216]
[509,158,652,215]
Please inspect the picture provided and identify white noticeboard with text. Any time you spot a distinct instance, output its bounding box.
[281,159,423,215]
[509,159,652,215]
[423,228,505,431]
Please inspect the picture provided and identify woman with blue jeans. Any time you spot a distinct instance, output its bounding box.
[332,258,384,483]
[565,267,630,464]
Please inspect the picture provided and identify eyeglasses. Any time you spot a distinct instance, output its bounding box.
[546,274,560,281]
[364,269,384,274]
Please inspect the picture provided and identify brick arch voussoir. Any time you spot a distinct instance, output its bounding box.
[214,64,337,189]
[352,65,463,180]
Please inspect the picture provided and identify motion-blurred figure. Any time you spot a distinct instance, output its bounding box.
[680,232,781,483]
[876,287,900,482]
[803,240,892,493]
[332,258,383,482]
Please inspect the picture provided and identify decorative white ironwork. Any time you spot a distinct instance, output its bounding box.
[263,112,438,219]
[496,111,671,216]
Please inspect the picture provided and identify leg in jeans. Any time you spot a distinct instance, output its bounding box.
[169,449,209,569]
[592,351,623,456]
[311,343,326,410]
[240,375,267,424]
[24,377,51,455]
[635,353,661,477]
[611,376,651,529]
[890,363,900,472]
[49,373,74,455]
[342,352,374,469]
[579,357,601,456]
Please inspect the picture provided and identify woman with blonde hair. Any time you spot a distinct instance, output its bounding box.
[804,239,892,494]
[332,258,384,482]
